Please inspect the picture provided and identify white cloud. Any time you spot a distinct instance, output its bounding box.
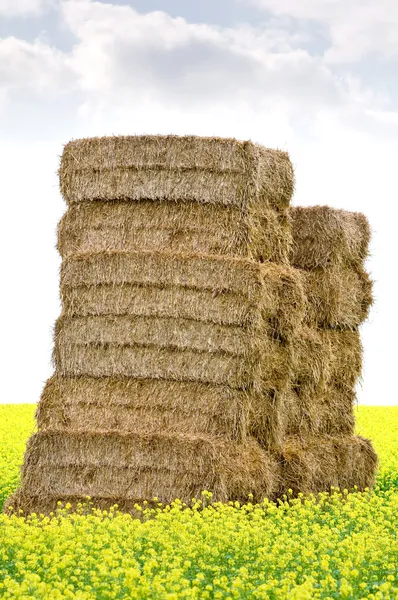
[0,37,71,106]
[58,0,355,122]
[247,0,398,63]
[0,0,54,16]
[0,0,384,121]
[366,109,398,125]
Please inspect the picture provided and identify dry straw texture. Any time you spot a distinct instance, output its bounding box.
[54,344,256,388]
[54,314,262,357]
[53,338,292,391]
[17,431,279,504]
[60,135,294,210]
[37,375,288,451]
[53,312,294,391]
[55,251,305,389]
[302,266,373,328]
[284,384,356,437]
[60,251,306,339]
[291,326,363,393]
[290,205,371,269]
[58,200,292,264]
[36,375,250,442]
[61,283,258,328]
[279,435,377,495]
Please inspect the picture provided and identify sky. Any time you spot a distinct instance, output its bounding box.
[0,0,397,405]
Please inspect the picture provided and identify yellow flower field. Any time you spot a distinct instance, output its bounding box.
[0,405,397,599]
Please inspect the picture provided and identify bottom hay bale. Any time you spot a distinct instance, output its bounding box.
[279,435,377,495]
[6,432,279,512]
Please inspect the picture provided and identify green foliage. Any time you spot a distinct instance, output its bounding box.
[0,405,397,599]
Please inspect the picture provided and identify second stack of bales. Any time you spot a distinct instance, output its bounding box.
[278,205,377,494]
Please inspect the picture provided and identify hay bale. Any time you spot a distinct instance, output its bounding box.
[291,326,362,393]
[54,344,252,387]
[60,251,306,339]
[36,375,250,441]
[250,326,360,448]
[327,329,363,388]
[58,200,292,264]
[279,435,377,495]
[291,326,332,393]
[60,250,260,296]
[37,375,288,451]
[53,338,291,391]
[12,431,279,506]
[60,135,294,210]
[61,283,260,328]
[54,314,266,358]
[285,383,356,437]
[290,205,371,269]
[303,265,373,328]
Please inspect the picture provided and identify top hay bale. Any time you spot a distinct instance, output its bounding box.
[290,205,371,269]
[59,135,294,209]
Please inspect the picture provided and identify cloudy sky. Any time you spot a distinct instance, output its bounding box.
[1,0,397,406]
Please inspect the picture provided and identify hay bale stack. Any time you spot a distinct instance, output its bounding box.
[268,205,378,496]
[277,206,376,488]
[14,431,279,505]
[6,135,304,514]
[4,141,378,515]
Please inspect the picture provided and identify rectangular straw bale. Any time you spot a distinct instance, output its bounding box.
[285,383,356,437]
[37,375,250,441]
[279,435,377,495]
[54,314,260,358]
[60,135,294,210]
[327,329,363,388]
[291,327,362,393]
[60,251,265,299]
[61,283,258,327]
[247,377,356,452]
[302,265,373,328]
[16,431,279,504]
[291,325,332,394]
[290,205,371,269]
[37,375,287,450]
[54,344,251,387]
[53,335,291,390]
[58,201,292,264]
[60,251,306,339]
